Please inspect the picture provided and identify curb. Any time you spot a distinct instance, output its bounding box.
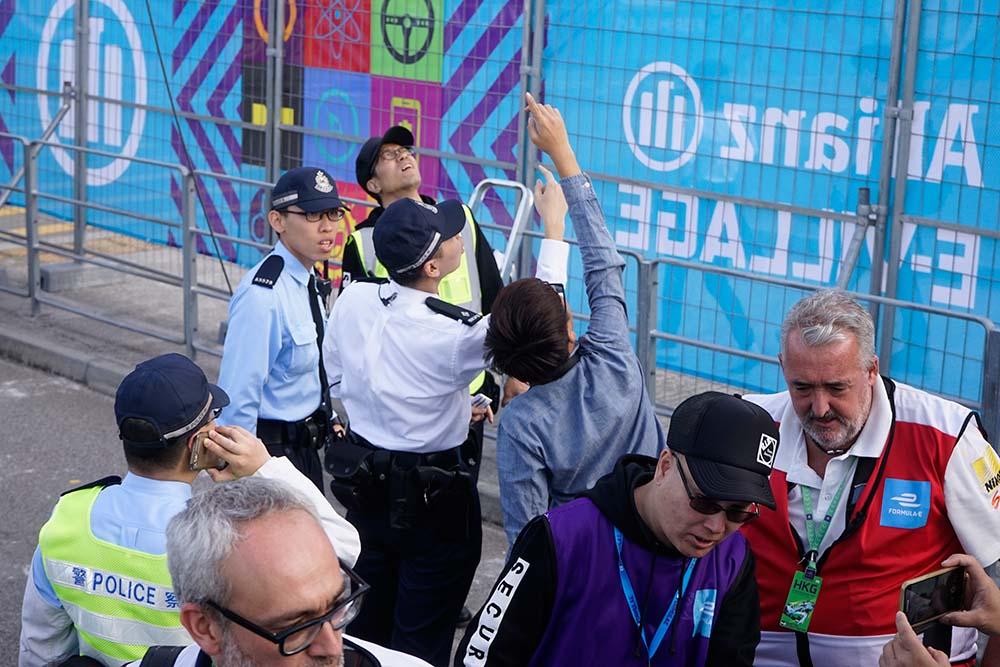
[0,323,130,396]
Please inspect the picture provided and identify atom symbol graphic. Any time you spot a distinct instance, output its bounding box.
[314,0,364,60]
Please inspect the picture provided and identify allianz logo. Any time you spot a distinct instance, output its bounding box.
[622,61,984,188]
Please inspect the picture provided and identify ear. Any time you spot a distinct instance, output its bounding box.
[868,355,880,382]
[366,177,381,196]
[655,450,674,481]
[268,209,286,235]
[180,602,225,655]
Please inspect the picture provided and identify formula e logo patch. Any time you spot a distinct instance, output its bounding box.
[692,589,717,638]
[880,478,931,529]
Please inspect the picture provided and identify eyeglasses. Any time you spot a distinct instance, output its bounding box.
[206,560,369,656]
[544,281,569,320]
[285,208,346,223]
[378,146,415,163]
[675,456,760,524]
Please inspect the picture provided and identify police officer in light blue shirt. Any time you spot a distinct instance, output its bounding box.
[217,167,348,490]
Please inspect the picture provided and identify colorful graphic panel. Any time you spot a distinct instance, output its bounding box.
[371,0,443,83]
[303,68,371,183]
[304,0,370,73]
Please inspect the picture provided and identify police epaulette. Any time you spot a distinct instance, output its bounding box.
[252,255,284,288]
[61,475,122,496]
[350,276,389,285]
[425,297,482,326]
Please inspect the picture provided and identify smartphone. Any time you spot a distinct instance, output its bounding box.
[471,393,492,409]
[189,432,227,471]
[899,566,966,633]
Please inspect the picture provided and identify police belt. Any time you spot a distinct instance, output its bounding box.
[257,408,329,450]
[327,430,477,534]
[347,431,476,475]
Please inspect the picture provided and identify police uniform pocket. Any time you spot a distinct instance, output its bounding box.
[286,322,319,377]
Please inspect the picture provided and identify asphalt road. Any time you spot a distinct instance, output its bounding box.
[1,357,508,663]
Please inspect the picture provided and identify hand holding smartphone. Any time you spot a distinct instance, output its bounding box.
[189,431,228,471]
[899,566,966,634]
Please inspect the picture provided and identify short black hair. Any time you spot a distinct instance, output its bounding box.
[485,278,570,385]
[389,241,445,286]
[120,418,191,475]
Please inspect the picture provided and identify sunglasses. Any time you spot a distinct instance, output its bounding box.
[675,456,760,524]
[206,560,369,656]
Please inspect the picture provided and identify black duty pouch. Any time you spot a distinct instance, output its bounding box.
[417,465,474,542]
[325,440,377,512]
[388,454,424,532]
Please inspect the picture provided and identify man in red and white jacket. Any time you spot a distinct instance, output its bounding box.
[741,289,1000,666]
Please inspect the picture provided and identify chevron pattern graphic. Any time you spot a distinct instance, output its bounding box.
[167,0,247,262]
[439,0,525,227]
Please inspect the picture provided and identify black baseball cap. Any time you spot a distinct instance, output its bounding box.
[271,167,345,212]
[668,392,779,509]
[373,198,465,276]
[355,125,415,198]
[115,353,229,448]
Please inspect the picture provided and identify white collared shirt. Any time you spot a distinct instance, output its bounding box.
[324,239,568,453]
[778,376,893,558]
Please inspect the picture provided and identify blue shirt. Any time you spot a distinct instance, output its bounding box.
[217,240,323,430]
[496,174,665,546]
[30,473,192,607]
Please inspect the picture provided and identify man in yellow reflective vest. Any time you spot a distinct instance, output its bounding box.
[18,353,360,666]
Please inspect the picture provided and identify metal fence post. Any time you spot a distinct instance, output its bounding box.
[25,142,40,315]
[636,260,659,400]
[981,328,1000,450]
[879,0,923,374]
[512,0,546,280]
[868,0,908,324]
[73,0,89,256]
[181,169,198,357]
[269,0,285,187]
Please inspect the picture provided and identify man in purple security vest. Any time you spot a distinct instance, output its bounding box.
[454,392,779,666]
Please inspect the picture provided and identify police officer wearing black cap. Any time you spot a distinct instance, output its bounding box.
[217,166,348,490]
[20,353,360,666]
[322,195,567,666]
[343,127,510,476]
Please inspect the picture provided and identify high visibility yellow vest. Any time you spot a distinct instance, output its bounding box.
[351,204,487,394]
[38,484,191,666]
[351,204,482,313]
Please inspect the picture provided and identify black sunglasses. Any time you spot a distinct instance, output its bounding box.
[206,560,369,656]
[675,456,760,524]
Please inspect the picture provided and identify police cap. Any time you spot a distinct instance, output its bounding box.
[115,353,229,448]
[271,167,345,213]
[373,198,465,276]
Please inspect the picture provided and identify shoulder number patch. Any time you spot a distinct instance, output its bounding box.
[252,255,284,289]
[425,296,482,326]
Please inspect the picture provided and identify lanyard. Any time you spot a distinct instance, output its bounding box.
[614,527,697,661]
[800,474,851,576]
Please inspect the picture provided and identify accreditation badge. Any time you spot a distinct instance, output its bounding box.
[778,571,822,632]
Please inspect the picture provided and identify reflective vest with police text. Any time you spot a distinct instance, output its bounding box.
[38,483,191,666]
